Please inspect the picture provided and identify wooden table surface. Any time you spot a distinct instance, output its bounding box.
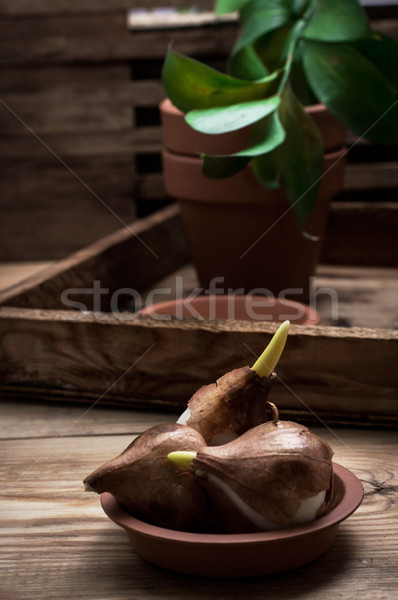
[1,398,397,600]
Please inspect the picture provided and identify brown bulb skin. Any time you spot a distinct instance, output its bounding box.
[192,420,334,531]
[185,366,274,444]
[197,478,262,534]
[84,423,211,532]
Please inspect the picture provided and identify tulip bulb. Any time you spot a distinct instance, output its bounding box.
[177,366,274,445]
[84,423,211,532]
[177,321,290,445]
[168,420,333,533]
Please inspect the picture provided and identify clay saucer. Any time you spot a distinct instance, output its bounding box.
[141,295,320,325]
[101,463,363,577]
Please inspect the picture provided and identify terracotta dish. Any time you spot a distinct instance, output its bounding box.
[141,295,320,325]
[101,462,363,577]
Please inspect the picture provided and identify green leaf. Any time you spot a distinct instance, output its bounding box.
[277,86,324,229]
[303,0,370,42]
[200,109,286,178]
[185,96,280,134]
[303,41,398,144]
[233,4,291,56]
[235,109,286,156]
[215,0,251,15]
[251,151,280,189]
[291,0,310,17]
[290,45,319,105]
[201,155,251,178]
[254,22,295,72]
[228,44,269,80]
[351,31,398,93]
[252,15,308,77]
[162,49,279,113]
[239,0,293,25]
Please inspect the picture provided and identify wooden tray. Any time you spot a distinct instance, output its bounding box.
[1,205,397,426]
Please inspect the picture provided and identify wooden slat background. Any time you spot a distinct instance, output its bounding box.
[0,2,397,261]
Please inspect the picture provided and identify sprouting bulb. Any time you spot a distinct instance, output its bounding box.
[84,423,211,532]
[168,420,334,533]
[177,320,290,445]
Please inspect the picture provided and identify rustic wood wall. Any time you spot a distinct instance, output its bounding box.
[0,1,397,264]
[0,1,223,260]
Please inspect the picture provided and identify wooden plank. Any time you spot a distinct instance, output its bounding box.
[316,265,398,330]
[0,407,397,599]
[0,0,133,16]
[0,124,162,160]
[0,81,134,134]
[0,11,129,39]
[0,199,135,262]
[0,205,189,309]
[0,64,130,90]
[0,261,53,291]
[0,128,136,159]
[0,156,135,198]
[0,306,396,424]
[0,11,130,66]
[0,154,137,261]
[104,25,238,61]
[131,81,166,107]
[0,13,236,65]
[0,0,215,17]
[345,163,398,190]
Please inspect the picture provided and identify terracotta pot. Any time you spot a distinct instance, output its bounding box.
[160,98,346,155]
[160,99,346,302]
[101,463,363,577]
[141,295,320,325]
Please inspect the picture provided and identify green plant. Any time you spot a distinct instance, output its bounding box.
[162,0,398,233]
